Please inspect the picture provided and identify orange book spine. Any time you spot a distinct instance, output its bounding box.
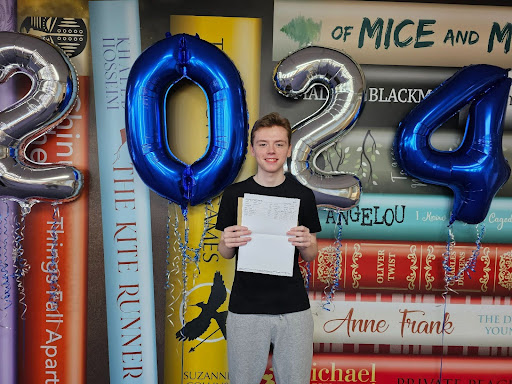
[18,77,89,384]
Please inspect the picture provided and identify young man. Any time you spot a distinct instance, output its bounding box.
[216,112,321,384]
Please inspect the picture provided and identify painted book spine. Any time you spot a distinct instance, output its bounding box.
[90,1,157,383]
[19,77,90,384]
[301,238,512,295]
[261,353,512,384]
[309,291,512,349]
[317,193,512,244]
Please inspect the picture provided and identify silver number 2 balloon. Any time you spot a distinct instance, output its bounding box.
[0,31,82,203]
[274,46,365,210]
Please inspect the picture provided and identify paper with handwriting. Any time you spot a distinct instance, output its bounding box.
[237,193,300,276]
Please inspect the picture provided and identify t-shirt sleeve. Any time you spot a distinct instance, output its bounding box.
[215,187,237,231]
[302,188,322,234]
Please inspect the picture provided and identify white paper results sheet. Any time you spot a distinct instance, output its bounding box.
[237,193,300,276]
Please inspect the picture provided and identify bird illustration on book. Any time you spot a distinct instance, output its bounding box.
[176,271,228,348]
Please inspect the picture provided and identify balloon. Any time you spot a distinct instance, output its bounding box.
[393,64,511,225]
[0,31,82,203]
[0,5,18,384]
[125,33,248,209]
[273,46,365,210]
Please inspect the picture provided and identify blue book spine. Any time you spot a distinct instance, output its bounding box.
[318,193,512,244]
[89,1,158,383]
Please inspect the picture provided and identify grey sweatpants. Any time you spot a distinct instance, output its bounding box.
[226,309,314,384]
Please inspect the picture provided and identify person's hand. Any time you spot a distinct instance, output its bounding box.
[221,225,252,249]
[287,225,312,249]
[287,226,318,262]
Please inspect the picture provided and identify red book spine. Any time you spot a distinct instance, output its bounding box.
[300,238,512,295]
[18,77,89,384]
[314,343,512,357]
[261,353,512,384]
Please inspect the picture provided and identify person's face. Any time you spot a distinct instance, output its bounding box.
[250,125,292,175]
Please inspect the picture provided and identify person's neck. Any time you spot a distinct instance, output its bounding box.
[253,172,286,187]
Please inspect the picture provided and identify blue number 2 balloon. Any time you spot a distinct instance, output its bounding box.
[394,64,511,224]
[126,33,248,210]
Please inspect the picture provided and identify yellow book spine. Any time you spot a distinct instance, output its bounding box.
[165,15,261,384]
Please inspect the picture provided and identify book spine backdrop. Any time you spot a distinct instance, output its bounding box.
[261,353,512,384]
[0,2,18,384]
[301,238,512,296]
[317,193,512,244]
[15,5,90,384]
[309,291,512,349]
[164,14,261,384]
[90,1,157,383]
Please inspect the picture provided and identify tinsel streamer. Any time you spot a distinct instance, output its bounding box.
[13,201,33,320]
[438,222,485,382]
[165,201,182,328]
[1,203,11,311]
[0,199,16,384]
[322,210,342,311]
[174,207,192,322]
[441,224,456,290]
[48,203,61,309]
[439,222,457,382]
[305,261,311,290]
[166,201,215,375]
[442,223,485,287]
[166,201,215,323]
[438,271,456,383]
[1,3,19,382]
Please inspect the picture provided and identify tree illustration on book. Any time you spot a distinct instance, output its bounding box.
[316,129,383,189]
[355,130,381,187]
[279,16,322,47]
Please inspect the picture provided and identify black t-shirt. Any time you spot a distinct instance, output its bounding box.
[216,175,322,314]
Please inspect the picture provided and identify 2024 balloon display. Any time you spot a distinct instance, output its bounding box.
[0,31,82,203]
[125,33,248,210]
[273,46,366,211]
[393,64,511,225]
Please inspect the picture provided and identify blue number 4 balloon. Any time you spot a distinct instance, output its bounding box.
[394,64,511,225]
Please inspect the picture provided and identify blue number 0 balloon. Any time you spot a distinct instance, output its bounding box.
[126,33,248,209]
[394,64,511,224]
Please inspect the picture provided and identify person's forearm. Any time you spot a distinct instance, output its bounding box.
[218,226,251,259]
[298,236,318,262]
[218,233,236,259]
